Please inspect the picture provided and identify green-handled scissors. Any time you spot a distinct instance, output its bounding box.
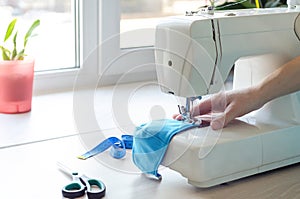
[58,162,106,199]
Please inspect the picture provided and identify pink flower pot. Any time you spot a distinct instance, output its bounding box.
[0,59,34,113]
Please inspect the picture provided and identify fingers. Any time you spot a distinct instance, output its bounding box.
[210,103,237,130]
[211,119,224,130]
[172,114,183,120]
[173,97,214,120]
[174,111,229,130]
[173,92,232,129]
[172,91,251,130]
[191,98,212,117]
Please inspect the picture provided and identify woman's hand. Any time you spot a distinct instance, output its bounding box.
[173,87,265,130]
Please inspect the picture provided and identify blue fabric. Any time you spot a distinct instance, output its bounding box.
[132,119,198,178]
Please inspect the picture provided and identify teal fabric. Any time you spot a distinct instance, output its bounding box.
[132,119,198,178]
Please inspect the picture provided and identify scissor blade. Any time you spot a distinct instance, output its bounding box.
[57,161,74,178]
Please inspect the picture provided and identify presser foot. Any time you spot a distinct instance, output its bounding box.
[177,96,202,124]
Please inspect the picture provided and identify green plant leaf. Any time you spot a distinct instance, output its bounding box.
[12,31,18,60]
[0,46,11,60]
[4,18,17,42]
[1,18,39,61]
[15,49,25,60]
[24,19,40,48]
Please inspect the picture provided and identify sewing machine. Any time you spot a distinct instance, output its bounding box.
[155,7,300,187]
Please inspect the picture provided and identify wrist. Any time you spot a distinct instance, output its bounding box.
[249,85,269,110]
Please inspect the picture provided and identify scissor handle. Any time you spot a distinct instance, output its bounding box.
[62,172,86,198]
[62,181,86,198]
[85,178,106,199]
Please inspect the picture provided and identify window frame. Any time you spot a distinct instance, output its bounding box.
[34,0,99,94]
[98,0,156,83]
[34,0,156,94]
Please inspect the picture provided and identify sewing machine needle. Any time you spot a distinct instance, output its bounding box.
[177,105,182,114]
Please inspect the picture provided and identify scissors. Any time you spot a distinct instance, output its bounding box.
[57,162,106,199]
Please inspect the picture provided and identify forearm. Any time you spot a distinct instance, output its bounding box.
[255,56,300,104]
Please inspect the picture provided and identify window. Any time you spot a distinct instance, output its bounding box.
[120,0,206,48]
[0,0,99,92]
[0,0,78,71]
[2,0,180,92]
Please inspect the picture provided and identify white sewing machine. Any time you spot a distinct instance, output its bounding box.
[155,7,300,187]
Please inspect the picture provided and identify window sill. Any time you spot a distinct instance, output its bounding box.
[0,80,179,149]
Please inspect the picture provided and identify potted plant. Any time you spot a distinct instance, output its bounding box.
[0,18,40,113]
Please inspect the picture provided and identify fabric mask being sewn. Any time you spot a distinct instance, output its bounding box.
[132,119,199,179]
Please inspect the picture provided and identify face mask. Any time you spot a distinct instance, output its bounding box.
[132,119,199,179]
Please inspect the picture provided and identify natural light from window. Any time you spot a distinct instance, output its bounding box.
[120,0,208,48]
[0,0,78,72]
